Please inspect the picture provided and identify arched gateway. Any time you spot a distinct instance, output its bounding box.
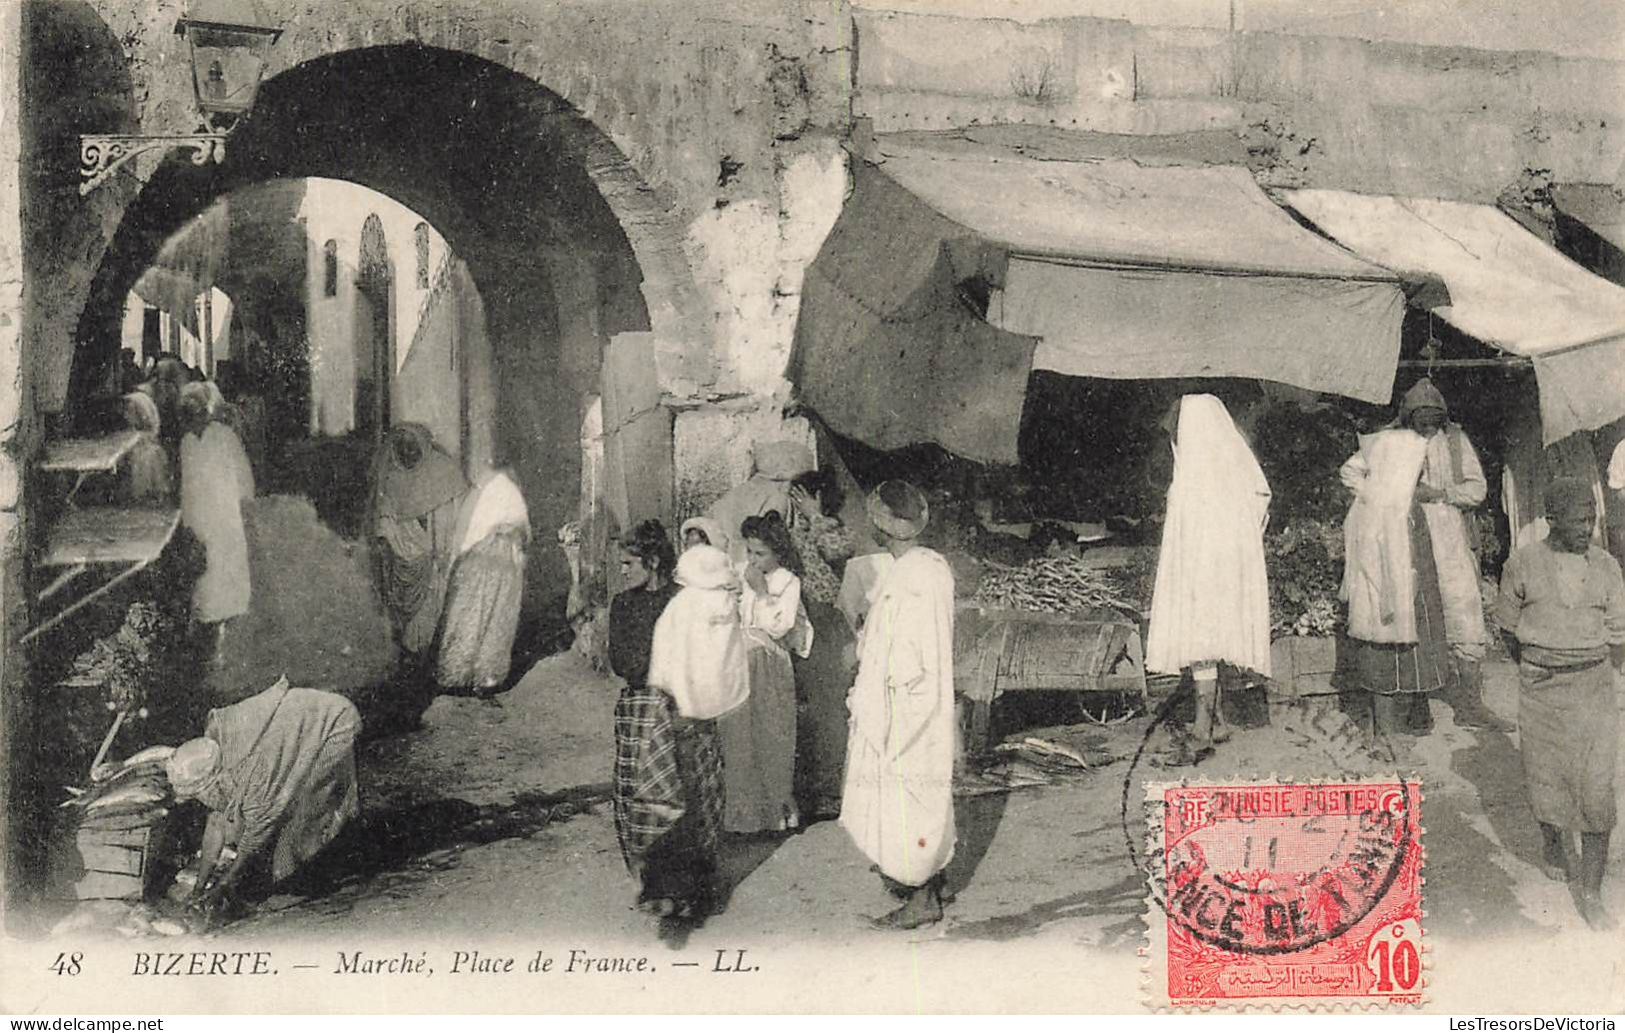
[73,44,703,623]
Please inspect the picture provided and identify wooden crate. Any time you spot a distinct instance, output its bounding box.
[68,825,156,901]
[956,606,1146,699]
[1269,635,1339,697]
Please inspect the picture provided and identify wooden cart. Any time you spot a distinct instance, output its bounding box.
[954,602,1147,752]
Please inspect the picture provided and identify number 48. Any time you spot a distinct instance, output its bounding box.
[49,952,82,976]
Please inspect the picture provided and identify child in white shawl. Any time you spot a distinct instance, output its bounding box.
[648,544,749,720]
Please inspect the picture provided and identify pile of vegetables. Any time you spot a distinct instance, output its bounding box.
[63,601,166,716]
[51,600,187,775]
[1266,517,1345,639]
[973,552,1144,618]
[967,519,1345,641]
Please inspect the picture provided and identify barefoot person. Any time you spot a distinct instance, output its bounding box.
[1495,477,1625,931]
[1145,394,1272,764]
[1340,390,1453,740]
[1398,379,1509,731]
[840,480,956,929]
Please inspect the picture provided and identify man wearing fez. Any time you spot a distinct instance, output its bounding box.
[1496,477,1625,931]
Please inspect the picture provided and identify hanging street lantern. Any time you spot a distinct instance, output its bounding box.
[179,0,283,130]
[79,0,283,196]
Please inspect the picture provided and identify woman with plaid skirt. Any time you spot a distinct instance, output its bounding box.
[611,522,743,920]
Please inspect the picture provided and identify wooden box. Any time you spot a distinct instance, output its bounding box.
[69,825,155,901]
[1270,635,1339,698]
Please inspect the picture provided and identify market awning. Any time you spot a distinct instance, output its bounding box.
[131,267,203,337]
[131,201,231,335]
[22,506,180,646]
[791,147,1409,465]
[1281,189,1625,444]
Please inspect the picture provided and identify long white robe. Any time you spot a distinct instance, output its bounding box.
[1145,395,1273,676]
[1417,427,1487,649]
[1341,429,1428,643]
[839,546,956,887]
[180,422,256,623]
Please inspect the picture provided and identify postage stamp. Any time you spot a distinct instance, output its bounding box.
[1142,779,1425,1009]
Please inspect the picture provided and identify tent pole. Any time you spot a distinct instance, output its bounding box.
[1395,358,1532,369]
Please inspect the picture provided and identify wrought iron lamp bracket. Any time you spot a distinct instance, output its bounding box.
[79,123,227,197]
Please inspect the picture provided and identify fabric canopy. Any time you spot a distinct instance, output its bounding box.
[131,267,203,337]
[1282,189,1625,444]
[791,147,1409,464]
[790,161,1040,465]
[131,201,231,336]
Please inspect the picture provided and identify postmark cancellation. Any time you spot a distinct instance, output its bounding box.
[1142,778,1425,1009]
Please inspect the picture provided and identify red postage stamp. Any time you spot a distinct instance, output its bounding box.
[1142,779,1425,1009]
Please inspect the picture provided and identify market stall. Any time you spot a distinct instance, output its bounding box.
[791,138,1413,465]
[795,137,1421,723]
[1279,190,1625,446]
[25,432,180,646]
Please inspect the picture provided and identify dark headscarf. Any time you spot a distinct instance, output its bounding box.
[374,423,467,521]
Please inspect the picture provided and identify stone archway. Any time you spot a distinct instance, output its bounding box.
[72,45,696,628]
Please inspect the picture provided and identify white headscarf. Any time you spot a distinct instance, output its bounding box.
[679,515,730,555]
[647,545,749,720]
[123,392,161,436]
[455,469,530,555]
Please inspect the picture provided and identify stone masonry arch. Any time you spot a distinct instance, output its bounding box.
[52,0,854,419]
[70,41,711,632]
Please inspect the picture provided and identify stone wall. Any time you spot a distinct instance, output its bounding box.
[18,0,854,532]
[0,0,24,922]
[853,10,1625,201]
[57,0,851,405]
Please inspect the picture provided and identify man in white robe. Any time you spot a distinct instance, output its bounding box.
[840,480,956,929]
[178,383,256,666]
[1146,394,1272,764]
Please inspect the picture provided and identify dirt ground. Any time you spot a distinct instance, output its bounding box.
[32,644,1621,1011]
[137,650,1615,1009]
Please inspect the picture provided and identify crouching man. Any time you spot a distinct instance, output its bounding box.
[1495,478,1625,930]
[165,675,362,925]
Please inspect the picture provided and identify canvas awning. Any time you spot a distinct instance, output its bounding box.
[131,267,203,337]
[791,147,1408,464]
[1281,190,1625,444]
[131,201,231,335]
